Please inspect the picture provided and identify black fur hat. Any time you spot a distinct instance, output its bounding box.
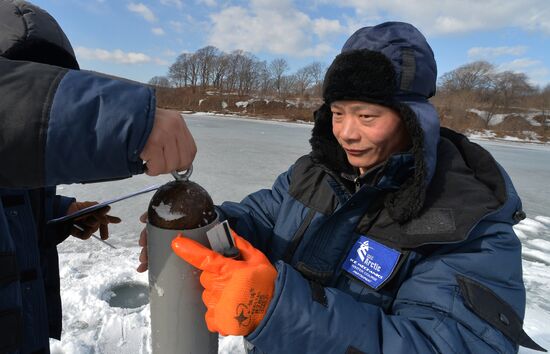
[322,49,398,107]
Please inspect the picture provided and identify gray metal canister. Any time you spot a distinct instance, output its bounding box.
[147,179,218,354]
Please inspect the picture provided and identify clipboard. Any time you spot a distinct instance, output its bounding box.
[47,184,160,225]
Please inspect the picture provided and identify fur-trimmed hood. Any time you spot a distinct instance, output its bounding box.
[310,22,440,223]
[0,0,79,69]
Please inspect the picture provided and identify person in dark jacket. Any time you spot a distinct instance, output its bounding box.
[169,22,547,353]
[0,0,197,353]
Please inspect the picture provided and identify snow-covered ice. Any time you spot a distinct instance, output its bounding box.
[50,113,550,353]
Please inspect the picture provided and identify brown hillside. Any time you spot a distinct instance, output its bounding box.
[154,87,549,142]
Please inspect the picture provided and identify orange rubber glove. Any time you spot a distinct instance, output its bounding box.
[171,230,277,336]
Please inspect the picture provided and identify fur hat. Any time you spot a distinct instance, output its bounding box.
[322,49,398,107]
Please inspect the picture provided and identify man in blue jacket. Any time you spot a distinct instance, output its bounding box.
[0,0,196,352]
[168,22,545,353]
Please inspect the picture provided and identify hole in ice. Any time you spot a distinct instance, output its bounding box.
[105,282,149,309]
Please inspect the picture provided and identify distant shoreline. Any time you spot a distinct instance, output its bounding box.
[184,111,550,147]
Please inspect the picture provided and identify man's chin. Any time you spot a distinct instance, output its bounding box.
[347,156,377,171]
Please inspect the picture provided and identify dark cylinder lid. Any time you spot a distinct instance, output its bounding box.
[148,180,216,230]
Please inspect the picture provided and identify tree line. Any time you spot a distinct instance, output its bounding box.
[435,60,550,127]
[149,47,550,125]
[149,46,325,99]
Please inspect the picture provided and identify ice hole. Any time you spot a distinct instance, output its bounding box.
[106,282,149,309]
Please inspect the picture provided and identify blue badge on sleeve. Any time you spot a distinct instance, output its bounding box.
[342,236,401,289]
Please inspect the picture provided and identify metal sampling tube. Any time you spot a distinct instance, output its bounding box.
[147,169,219,354]
[147,221,218,354]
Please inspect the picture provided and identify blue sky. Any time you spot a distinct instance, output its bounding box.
[32,0,550,88]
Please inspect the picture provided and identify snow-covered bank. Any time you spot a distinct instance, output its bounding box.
[468,130,550,145]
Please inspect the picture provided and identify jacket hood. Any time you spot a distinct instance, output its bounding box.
[310,22,440,223]
[0,0,79,69]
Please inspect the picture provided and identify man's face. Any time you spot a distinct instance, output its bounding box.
[331,100,410,174]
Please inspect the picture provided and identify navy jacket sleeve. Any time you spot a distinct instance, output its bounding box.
[0,57,155,188]
[246,220,523,354]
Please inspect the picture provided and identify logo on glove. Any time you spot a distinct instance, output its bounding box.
[235,303,251,327]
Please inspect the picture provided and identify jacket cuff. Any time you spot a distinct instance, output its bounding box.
[131,89,156,175]
[53,195,76,219]
[51,195,76,244]
[246,261,290,342]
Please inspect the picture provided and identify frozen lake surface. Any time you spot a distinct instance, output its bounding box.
[51,114,550,353]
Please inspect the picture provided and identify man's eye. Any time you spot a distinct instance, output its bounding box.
[332,112,343,120]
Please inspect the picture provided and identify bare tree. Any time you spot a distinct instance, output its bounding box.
[439,61,495,93]
[279,74,297,100]
[187,53,200,92]
[254,60,271,98]
[148,76,171,87]
[233,52,261,96]
[541,84,550,115]
[168,53,192,88]
[307,61,325,97]
[540,84,550,137]
[211,53,229,92]
[270,58,289,96]
[223,50,242,94]
[293,65,314,98]
[493,71,534,110]
[195,46,220,90]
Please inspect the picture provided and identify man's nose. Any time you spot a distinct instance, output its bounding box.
[339,115,360,141]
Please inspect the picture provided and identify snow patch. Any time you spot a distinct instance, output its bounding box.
[152,202,185,221]
[468,109,548,127]
[466,129,496,139]
[534,216,550,226]
[154,284,164,297]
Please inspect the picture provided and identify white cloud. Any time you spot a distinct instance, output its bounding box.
[197,0,216,6]
[301,42,334,57]
[160,0,183,8]
[152,27,165,36]
[433,16,476,34]
[169,20,183,32]
[163,49,177,57]
[313,18,344,37]
[468,46,528,59]
[76,46,152,64]
[154,58,170,66]
[318,0,550,35]
[499,58,543,71]
[207,0,337,57]
[127,3,157,23]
